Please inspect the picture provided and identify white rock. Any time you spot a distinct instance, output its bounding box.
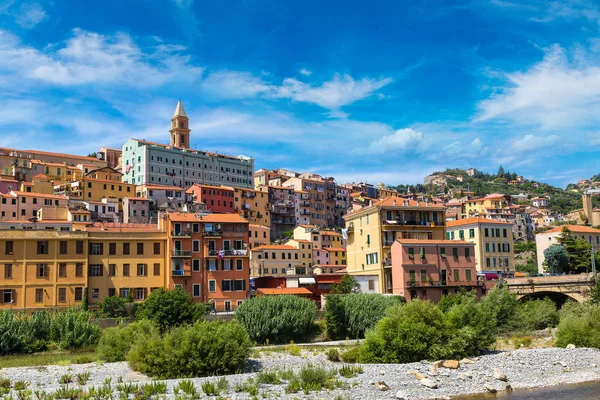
[419,378,439,389]
[493,368,508,382]
[566,344,576,349]
[395,390,407,399]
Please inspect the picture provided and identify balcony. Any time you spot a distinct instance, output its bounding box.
[383,240,395,247]
[241,192,256,199]
[406,280,483,288]
[383,258,392,267]
[300,210,310,216]
[171,231,191,237]
[299,201,311,207]
[383,220,445,229]
[171,262,191,276]
[202,230,223,238]
[171,249,192,257]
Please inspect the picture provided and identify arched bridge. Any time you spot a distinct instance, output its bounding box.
[504,274,595,303]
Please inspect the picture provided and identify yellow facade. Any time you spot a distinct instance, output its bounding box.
[86,228,167,305]
[249,245,299,277]
[54,178,136,210]
[344,196,446,293]
[464,195,510,218]
[233,187,271,227]
[30,160,82,184]
[285,239,313,275]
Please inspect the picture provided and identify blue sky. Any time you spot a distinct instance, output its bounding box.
[1,0,599,187]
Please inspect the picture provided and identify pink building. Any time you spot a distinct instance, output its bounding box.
[0,177,18,194]
[391,239,483,302]
[1,191,68,221]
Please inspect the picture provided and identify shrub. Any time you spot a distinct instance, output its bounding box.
[127,320,252,378]
[555,303,600,348]
[201,381,219,396]
[234,295,317,344]
[481,286,519,331]
[511,298,559,332]
[340,347,360,363]
[298,364,336,392]
[327,348,340,362]
[99,296,128,318]
[285,341,301,356]
[97,320,157,362]
[0,310,22,355]
[443,296,496,357]
[325,294,403,340]
[338,364,363,378]
[135,288,209,332]
[50,308,100,349]
[438,290,476,313]
[257,370,281,384]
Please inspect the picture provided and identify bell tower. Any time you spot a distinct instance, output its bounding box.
[170,100,191,148]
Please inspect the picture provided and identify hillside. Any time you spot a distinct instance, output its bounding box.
[396,167,600,215]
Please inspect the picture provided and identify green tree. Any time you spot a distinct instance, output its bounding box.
[135,288,209,332]
[497,165,505,178]
[515,258,539,276]
[557,227,595,273]
[480,285,518,331]
[281,230,293,240]
[99,296,128,318]
[330,275,360,294]
[544,245,569,274]
[590,280,600,305]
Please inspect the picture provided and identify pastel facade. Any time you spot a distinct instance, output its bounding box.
[136,184,188,210]
[250,245,299,278]
[0,191,68,221]
[535,225,600,273]
[258,185,296,238]
[123,197,150,224]
[122,102,254,189]
[344,196,446,293]
[248,224,270,249]
[446,217,515,274]
[53,178,136,210]
[186,184,235,213]
[390,239,482,302]
[233,187,270,227]
[285,239,313,275]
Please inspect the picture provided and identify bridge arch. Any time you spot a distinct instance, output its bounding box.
[517,291,580,307]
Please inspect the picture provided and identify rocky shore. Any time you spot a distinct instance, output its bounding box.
[1,347,599,399]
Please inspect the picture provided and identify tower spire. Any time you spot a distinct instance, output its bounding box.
[170,100,191,148]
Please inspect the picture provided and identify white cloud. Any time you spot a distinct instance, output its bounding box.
[511,134,560,151]
[363,128,424,154]
[201,70,272,100]
[15,2,46,29]
[438,137,489,160]
[476,44,600,130]
[0,29,203,88]
[299,68,312,76]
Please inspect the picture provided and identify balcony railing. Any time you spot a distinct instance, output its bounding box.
[171,231,191,237]
[204,246,248,257]
[383,220,445,227]
[241,192,256,199]
[407,280,483,287]
[171,268,191,276]
[171,249,192,257]
[202,230,223,237]
[299,201,310,207]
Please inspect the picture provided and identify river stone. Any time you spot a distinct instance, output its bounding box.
[460,358,475,364]
[432,360,444,368]
[485,383,497,393]
[415,372,426,380]
[442,360,460,369]
[376,381,390,391]
[419,378,439,389]
[566,344,576,349]
[395,390,407,399]
[494,368,508,382]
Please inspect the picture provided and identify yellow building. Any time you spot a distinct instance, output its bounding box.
[285,239,313,275]
[233,187,271,227]
[86,226,167,305]
[249,244,299,277]
[54,177,136,210]
[463,194,510,218]
[30,160,82,183]
[248,224,271,249]
[344,196,446,293]
[0,230,88,310]
[446,217,515,274]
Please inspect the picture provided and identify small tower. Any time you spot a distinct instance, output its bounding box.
[170,100,191,148]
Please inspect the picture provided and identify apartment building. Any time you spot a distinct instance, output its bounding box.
[123,197,150,224]
[535,225,600,273]
[233,187,270,227]
[0,191,68,221]
[86,226,167,305]
[136,184,188,210]
[54,177,136,210]
[258,185,296,238]
[463,194,511,218]
[0,230,88,310]
[282,176,329,226]
[186,184,235,213]
[248,224,270,249]
[249,245,299,278]
[284,239,313,275]
[20,175,55,195]
[390,239,482,302]
[344,196,446,293]
[446,217,515,274]
[30,160,82,183]
[165,213,250,312]
[122,101,254,189]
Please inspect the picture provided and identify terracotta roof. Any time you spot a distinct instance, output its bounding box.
[323,247,346,252]
[249,224,270,229]
[298,224,317,229]
[289,239,311,243]
[374,196,446,209]
[484,193,506,199]
[314,264,347,268]
[86,226,163,233]
[447,217,512,227]
[168,213,248,224]
[320,231,342,236]
[252,244,296,251]
[124,197,149,201]
[396,239,473,245]
[11,191,67,200]
[32,174,49,179]
[139,184,185,191]
[545,225,600,234]
[257,287,312,295]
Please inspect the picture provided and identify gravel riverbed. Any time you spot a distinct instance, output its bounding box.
[1,347,599,399]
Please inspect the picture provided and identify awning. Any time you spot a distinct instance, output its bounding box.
[299,277,316,285]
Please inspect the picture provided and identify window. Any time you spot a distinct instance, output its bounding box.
[419,247,425,259]
[465,248,471,259]
[503,229,507,238]
[91,288,99,299]
[75,263,83,277]
[192,259,200,272]
[3,289,12,304]
[108,288,116,297]
[368,280,375,291]
[486,258,491,268]
[224,301,232,312]
[123,264,130,276]
[486,242,490,252]
[193,284,201,297]
[236,259,243,270]
[59,241,68,255]
[137,243,144,255]
[5,241,13,255]
[207,259,217,271]
[136,288,145,301]
[74,287,83,301]
[90,264,103,277]
[209,280,216,292]
[76,240,84,254]
[35,288,43,303]
[109,264,116,276]
[59,263,67,277]
[271,268,277,274]
[466,269,472,281]
[409,270,416,282]
[408,248,414,259]
[91,243,103,255]
[484,228,489,237]
[153,242,161,255]
[452,248,458,259]
[421,270,427,283]
[137,264,146,276]
[192,240,200,252]
[454,269,460,282]
[153,263,161,276]
[469,229,475,238]
[36,264,47,278]
[37,241,48,255]
[120,288,130,298]
[4,264,12,279]
[58,288,66,303]
[234,280,246,291]
[440,248,446,258]
[366,234,370,245]
[123,243,130,255]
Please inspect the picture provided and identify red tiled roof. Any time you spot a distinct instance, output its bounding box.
[252,244,296,251]
[323,247,346,252]
[545,225,600,234]
[447,217,512,227]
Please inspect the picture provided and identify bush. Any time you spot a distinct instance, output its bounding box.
[555,303,600,348]
[235,295,317,344]
[340,347,360,363]
[442,296,496,357]
[99,296,129,318]
[325,294,403,340]
[0,310,22,355]
[326,348,340,362]
[135,288,209,332]
[481,286,518,331]
[97,320,157,362]
[510,298,559,332]
[127,320,252,378]
[50,309,100,349]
